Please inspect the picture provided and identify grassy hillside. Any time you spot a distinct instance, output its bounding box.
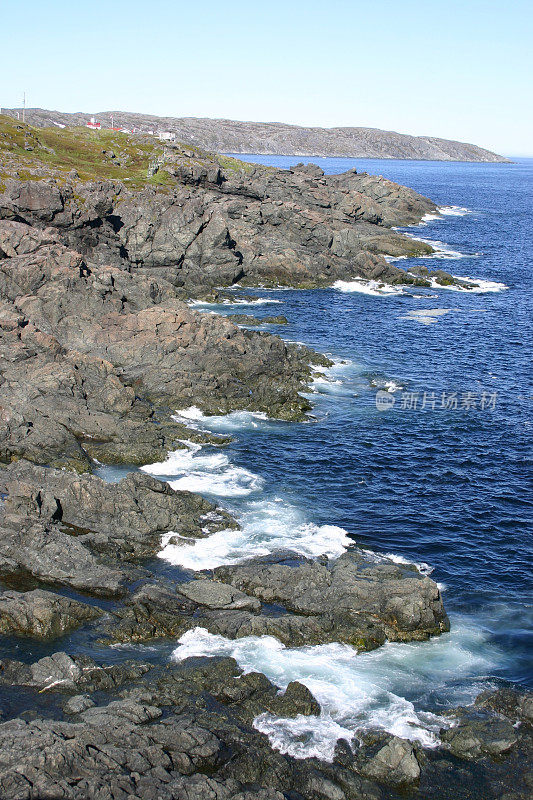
[0,115,254,190]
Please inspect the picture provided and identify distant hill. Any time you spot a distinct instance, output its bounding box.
[1,108,509,162]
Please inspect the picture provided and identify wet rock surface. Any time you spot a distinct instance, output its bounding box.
[212,552,449,646]
[0,589,102,639]
[0,652,529,800]
[104,550,448,649]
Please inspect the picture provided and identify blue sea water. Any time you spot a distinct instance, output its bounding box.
[138,155,532,755]
[5,155,531,757]
[202,156,533,682]
[167,155,532,694]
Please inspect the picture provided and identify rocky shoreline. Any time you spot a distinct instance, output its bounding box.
[0,117,530,799]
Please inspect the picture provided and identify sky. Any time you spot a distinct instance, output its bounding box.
[1,0,532,156]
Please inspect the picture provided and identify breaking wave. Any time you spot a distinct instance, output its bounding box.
[172,619,503,760]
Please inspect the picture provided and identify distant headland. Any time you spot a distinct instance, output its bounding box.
[1,107,510,162]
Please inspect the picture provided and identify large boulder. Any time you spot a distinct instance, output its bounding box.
[0,589,102,639]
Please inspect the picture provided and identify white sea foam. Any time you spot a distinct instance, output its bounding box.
[173,406,271,432]
[172,619,500,760]
[403,233,473,260]
[142,441,263,498]
[384,380,403,393]
[438,205,472,216]
[253,713,355,761]
[429,275,508,293]
[142,438,351,570]
[159,511,351,571]
[332,279,404,296]
[399,308,450,325]
[362,549,434,576]
[189,297,282,308]
[418,206,472,225]
[383,553,434,576]
[310,374,344,393]
[369,378,404,393]
[308,357,360,398]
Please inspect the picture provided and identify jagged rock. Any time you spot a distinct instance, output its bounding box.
[358,736,421,786]
[1,460,238,560]
[441,713,519,759]
[475,688,533,725]
[0,651,529,800]
[0,515,127,597]
[0,139,445,298]
[63,694,95,714]
[106,547,447,648]
[0,589,102,638]
[176,579,261,612]
[0,651,152,694]
[269,681,321,718]
[0,219,321,435]
[214,550,449,646]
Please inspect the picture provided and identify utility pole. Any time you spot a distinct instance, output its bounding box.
[111,114,114,129]
[22,92,25,123]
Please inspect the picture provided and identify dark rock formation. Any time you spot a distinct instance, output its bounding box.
[106,551,448,649]
[0,651,529,800]
[356,735,421,787]
[4,108,509,162]
[213,551,449,645]
[0,460,239,598]
[0,589,102,638]
[0,217,321,474]
[0,116,462,302]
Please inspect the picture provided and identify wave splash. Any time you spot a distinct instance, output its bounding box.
[332,279,404,296]
[141,432,351,570]
[172,620,501,760]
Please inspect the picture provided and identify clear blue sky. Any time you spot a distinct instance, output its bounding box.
[1,0,531,156]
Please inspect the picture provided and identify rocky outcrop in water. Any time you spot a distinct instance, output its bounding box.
[0,590,102,639]
[0,115,463,299]
[0,460,238,596]
[0,651,529,800]
[105,549,448,649]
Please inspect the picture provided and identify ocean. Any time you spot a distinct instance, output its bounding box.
[7,155,532,760]
[145,154,532,757]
